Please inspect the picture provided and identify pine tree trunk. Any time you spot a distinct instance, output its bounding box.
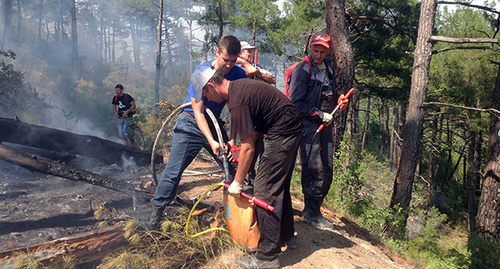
[325,0,355,153]
[154,0,164,105]
[467,130,481,232]
[425,113,439,207]
[390,102,400,171]
[379,99,389,156]
[130,20,141,71]
[476,64,500,240]
[71,0,79,75]
[2,0,13,47]
[347,90,360,144]
[388,0,437,237]
[37,0,44,43]
[362,96,371,151]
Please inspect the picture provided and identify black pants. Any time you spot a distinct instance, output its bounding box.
[254,132,301,261]
[299,122,333,200]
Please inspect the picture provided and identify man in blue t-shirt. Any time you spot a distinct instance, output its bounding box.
[150,35,247,229]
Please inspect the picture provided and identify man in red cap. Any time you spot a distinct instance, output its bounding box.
[287,33,347,229]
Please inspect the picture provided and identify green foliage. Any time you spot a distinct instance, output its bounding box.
[136,100,178,152]
[231,0,281,43]
[0,49,51,121]
[327,135,369,216]
[198,0,237,40]
[352,0,419,102]
[268,0,326,57]
[468,233,500,269]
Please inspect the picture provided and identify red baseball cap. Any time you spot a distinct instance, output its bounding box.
[310,33,331,49]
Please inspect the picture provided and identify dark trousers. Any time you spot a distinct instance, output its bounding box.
[299,122,333,200]
[254,132,301,261]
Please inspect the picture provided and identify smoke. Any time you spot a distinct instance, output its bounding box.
[121,155,138,172]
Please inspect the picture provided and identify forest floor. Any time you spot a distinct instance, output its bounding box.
[0,151,418,269]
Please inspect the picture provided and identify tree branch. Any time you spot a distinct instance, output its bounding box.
[437,1,500,15]
[433,45,500,54]
[430,35,500,44]
[422,101,500,118]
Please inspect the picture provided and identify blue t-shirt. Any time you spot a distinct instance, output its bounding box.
[183,60,247,117]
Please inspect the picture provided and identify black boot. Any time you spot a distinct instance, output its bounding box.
[150,206,165,230]
[302,197,334,229]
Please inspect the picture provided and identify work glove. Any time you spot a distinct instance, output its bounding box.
[322,112,334,126]
[338,94,348,110]
[227,181,244,196]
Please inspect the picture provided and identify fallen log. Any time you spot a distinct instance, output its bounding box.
[0,117,162,166]
[0,222,127,268]
[0,143,148,200]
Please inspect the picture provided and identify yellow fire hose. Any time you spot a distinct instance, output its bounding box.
[185,181,228,237]
[185,106,230,238]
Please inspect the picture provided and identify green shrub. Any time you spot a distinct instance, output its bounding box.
[468,233,500,269]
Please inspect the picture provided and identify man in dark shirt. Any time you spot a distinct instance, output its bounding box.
[190,66,303,269]
[112,84,137,147]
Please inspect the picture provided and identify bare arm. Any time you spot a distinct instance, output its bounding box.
[233,132,256,184]
[237,57,259,77]
[112,104,119,118]
[191,97,222,155]
[257,71,276,84]
[123,101,136,116]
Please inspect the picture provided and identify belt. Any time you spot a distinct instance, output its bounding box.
[182,110,194,118]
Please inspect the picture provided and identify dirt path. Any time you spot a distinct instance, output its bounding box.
[170,159,416,269]
[200,198,415,269]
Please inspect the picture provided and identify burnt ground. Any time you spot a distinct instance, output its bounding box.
[0,152,417,269]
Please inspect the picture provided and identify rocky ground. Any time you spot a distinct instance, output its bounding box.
[0,152,416,269]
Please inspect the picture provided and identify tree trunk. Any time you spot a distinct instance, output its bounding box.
[325,0,355,153]
[0,222,127,266]
[390,102,400,171]
[425,113,439,207]
[188,19,194,74]
[389,0,437,237]
[347,90,360,144]
[130,20,141,71]
[467,130,481,232]
[71,0,79,75]
[0,118,161,166]
[154,0,164,105]
[476,64,500,240]
[37,0,44,43]
[0,143,147,199]
[361,95,371,151]
[379,99,389,156]
[2,0,13,48]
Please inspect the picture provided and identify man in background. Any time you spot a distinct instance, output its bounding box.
[149,35,247,230]
[112,84,137,147]
[237,41,276,84]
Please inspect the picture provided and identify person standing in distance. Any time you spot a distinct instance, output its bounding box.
[112,84,137,147]
[191,66,302,269]
[149,35,247,229]
[287,33,348,229]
